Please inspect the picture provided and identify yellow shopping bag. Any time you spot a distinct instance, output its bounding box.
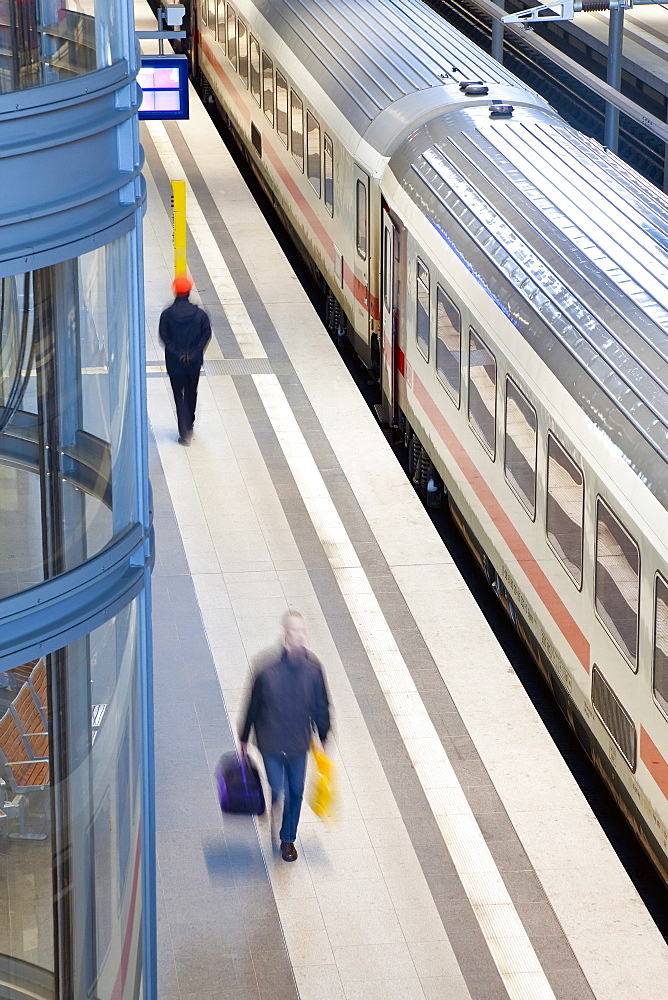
[309,742,337,820]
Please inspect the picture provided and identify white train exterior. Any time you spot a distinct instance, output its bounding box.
[192,0,668,878]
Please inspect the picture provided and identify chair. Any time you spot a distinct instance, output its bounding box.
[0,658,39,693]
[27,658,48,728]
[0,708,49,840]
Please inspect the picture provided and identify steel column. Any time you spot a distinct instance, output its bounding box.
[605,6,625,153]
[492,0,505,63]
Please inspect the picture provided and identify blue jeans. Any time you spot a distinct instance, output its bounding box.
[262,751,307,843]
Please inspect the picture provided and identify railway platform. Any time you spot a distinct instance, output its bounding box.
[562,5,668,99]
[137,8,668,998]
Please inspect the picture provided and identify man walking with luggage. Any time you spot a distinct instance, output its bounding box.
[159,275,211,446]
[239,611,331,862]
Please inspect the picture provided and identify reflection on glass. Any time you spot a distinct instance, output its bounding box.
[654,575,668,715]
[276,70,288,146]
[0,599,144,998]
[435,285,460,401]
[324,133,333,216]
[546,433,583,586]
[262,52,273,125]
[504,378,536,516]
[595,498,639,665]
[468,327,496,457]
[0,656,53,981]
[0,0,126,95]
[0,236,138,600]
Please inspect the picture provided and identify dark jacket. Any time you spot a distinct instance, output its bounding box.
[159,295,211,369]
[239,647,331,756]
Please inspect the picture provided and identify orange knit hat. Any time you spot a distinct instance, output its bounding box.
[172,275,193,296]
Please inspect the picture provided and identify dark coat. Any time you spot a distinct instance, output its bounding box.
[159,295,211,370]
[239,647,331,756]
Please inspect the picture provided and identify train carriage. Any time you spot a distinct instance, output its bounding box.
[191,0,668,880]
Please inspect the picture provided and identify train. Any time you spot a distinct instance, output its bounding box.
[187,0,668,881]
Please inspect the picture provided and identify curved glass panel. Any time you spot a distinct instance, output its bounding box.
[0,234,138,600]
[0,596,145,999]
[0,0,130,95]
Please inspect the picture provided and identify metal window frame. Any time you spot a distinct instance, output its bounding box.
[415,256,430,361]
[594,494,640,671]
[276,70,288,146]
[237,17,248,88]
[468,325,496,459]
[356,179,368,260]
[226,3,237,70]
[306,109,321,197]
[262,52,274,125]
[545,430,584,591]
[249,34,261,106]
[324,133,334,217]
[435,282,461,406]
[652,572,668,722]
[504,375,537,520]
[290,89,304,171]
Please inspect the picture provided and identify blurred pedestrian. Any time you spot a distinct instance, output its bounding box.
[239,611,331,862]
[159,275,211,445]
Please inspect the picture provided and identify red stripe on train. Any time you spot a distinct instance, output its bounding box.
[396,346,590,672]
[199,36,380,320]
[199,37,250,125]
[641,727,668,799]
[197,44,589,671]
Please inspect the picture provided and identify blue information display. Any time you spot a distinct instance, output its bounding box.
[138,54,189,120]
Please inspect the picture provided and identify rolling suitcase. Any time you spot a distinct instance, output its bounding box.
[215,751,266,816]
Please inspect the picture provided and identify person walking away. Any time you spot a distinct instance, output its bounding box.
[239,611,331,862]
[159,275,211,445]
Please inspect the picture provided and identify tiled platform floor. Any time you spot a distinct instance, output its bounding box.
[138,11,668,998]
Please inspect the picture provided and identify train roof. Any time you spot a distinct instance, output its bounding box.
[393,109,668,501]
[256,0,541,131]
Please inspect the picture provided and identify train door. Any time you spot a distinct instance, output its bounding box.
[353,165,370,346]
[381,206,398,421]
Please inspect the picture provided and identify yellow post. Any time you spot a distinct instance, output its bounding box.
[171,179,187,278]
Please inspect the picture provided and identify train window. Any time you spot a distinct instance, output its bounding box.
[504,378,536,517]
[416,260,429,360]
[306,112,321,196]
[654,575,668,717]
[249,35,261,105]
[276,71,288,145]
[324,134,334,216]
[217,0,226,51]
[595,498,640,667]
[468,328,496,456]
[546,434,583,587]
[226,4,236,69]
[356,180,367,260]
[201,0,207,28]
[208,0,216,33]
[435,286,460,402]
[291,92,304,170]
[262,53,274,126]
[237,19,248,86]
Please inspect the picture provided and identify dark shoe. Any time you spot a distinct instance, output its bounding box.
[280,841,298,862]
[178,435,191,446]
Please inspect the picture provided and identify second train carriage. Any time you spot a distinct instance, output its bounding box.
[190,0,668,879]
